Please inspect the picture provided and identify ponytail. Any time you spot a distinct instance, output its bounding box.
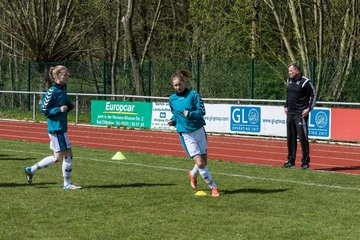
[171,70,192,83]
[49,65,67,83]
[49,67,55,83]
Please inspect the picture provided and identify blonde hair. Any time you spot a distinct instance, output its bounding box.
[49,65,68,83]
[171,70,192,83]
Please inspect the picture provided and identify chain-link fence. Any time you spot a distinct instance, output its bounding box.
[0,59,359,106]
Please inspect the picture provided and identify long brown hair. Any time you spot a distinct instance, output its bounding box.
[171,70,192,83]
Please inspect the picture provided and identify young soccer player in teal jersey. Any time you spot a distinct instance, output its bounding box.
[168,70,219,197]
[24,65,82,190]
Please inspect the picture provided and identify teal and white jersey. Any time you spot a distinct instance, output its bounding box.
[40,83,73,133]
[169,88,206,133]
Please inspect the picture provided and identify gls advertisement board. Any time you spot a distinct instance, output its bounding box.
[308,108,331,139]
[227,105,330,138]
[230,106,261,133]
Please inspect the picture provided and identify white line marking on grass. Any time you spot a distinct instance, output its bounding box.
[2,148,360,192]
[78,157,360,192]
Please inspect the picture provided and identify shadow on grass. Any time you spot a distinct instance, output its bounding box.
[85,182,176,189]
[315,166,360,171]
[221,188,290,195]
[0,154,37,161]
[0,182,57,188]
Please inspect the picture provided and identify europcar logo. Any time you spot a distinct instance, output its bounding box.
[230,106,261,133]
[308,108,330,138]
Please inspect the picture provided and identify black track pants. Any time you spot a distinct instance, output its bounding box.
[286,114,310,165]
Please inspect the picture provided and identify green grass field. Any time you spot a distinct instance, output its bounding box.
[1,139,360,240]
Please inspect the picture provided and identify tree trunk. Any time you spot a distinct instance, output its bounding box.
[122,0,144,95]
[87,47,99,95]
[140,0,162,69]
[110,0,121,97]
[332,0,357,100]
[288,0,310,76]
[263,0,296,62]
[251,0,260,59]
[315,0,324,94]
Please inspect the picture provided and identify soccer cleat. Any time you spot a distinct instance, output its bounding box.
[212,187,219,198]
[300,164,310,170]
[188,171,197,190]
[282,161,295,168]
[63,184,82,190]
[24,167,33,184]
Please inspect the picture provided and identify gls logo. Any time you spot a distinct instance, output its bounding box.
[308,108,331,138]
[230,106,261,133]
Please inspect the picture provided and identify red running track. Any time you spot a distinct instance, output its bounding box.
[0,120,359,174]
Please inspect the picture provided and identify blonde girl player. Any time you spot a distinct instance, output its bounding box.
[168,70,219,198]
[24,65,82,190]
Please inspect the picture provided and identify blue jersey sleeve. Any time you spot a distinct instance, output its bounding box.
[187,91,205,119]
[169,100,177,126]
[40,88,60,117]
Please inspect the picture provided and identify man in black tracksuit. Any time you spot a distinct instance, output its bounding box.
[283,63,317,170]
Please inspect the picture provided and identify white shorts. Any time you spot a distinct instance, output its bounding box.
[179,127,207,158]
[49,133,71,153]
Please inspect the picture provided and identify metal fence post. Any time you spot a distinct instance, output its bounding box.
[196,59,200,93]
[311,58,316,87]
[250,59,255,99]
[75,93,79,124]
[32,93,36,121]
[147,60,152,98]
[102,61,106,95]
[27,62,31,111]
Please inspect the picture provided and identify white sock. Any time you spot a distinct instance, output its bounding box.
[199,166,217,189]
[62,156,73,186]
[31,156,58,173]
[191,164,199,178]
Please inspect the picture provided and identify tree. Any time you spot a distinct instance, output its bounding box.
[262,0,359,100]
[0,0,93,62]
[122,0,163,95]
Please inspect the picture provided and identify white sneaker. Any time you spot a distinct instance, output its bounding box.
[24,167,34,184]
[63,184,82,190]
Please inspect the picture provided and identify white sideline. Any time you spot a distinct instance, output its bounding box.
[3,148,359,192]
[81,156,360,191]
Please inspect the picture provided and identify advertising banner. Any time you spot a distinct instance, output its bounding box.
[203,104,231,133]
[230,106,261,133]
[205,104,285,136]
[90,101,333,140]
[204,104,330,139]
[308,108,331,139]
[90,100,152,128]
[331,108,360,141]
[260,106,287,137]
[151,102,173,131]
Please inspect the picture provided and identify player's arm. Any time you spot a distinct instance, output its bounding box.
[40,89,61,117]
[168,100,177,126]
[284,79,289,114]
[302,81,317,117]
[187,92,205,119]
[66,100,74,112]
[307,81,317,111]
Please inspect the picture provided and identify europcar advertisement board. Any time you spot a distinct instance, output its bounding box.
[91,100,152,128]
